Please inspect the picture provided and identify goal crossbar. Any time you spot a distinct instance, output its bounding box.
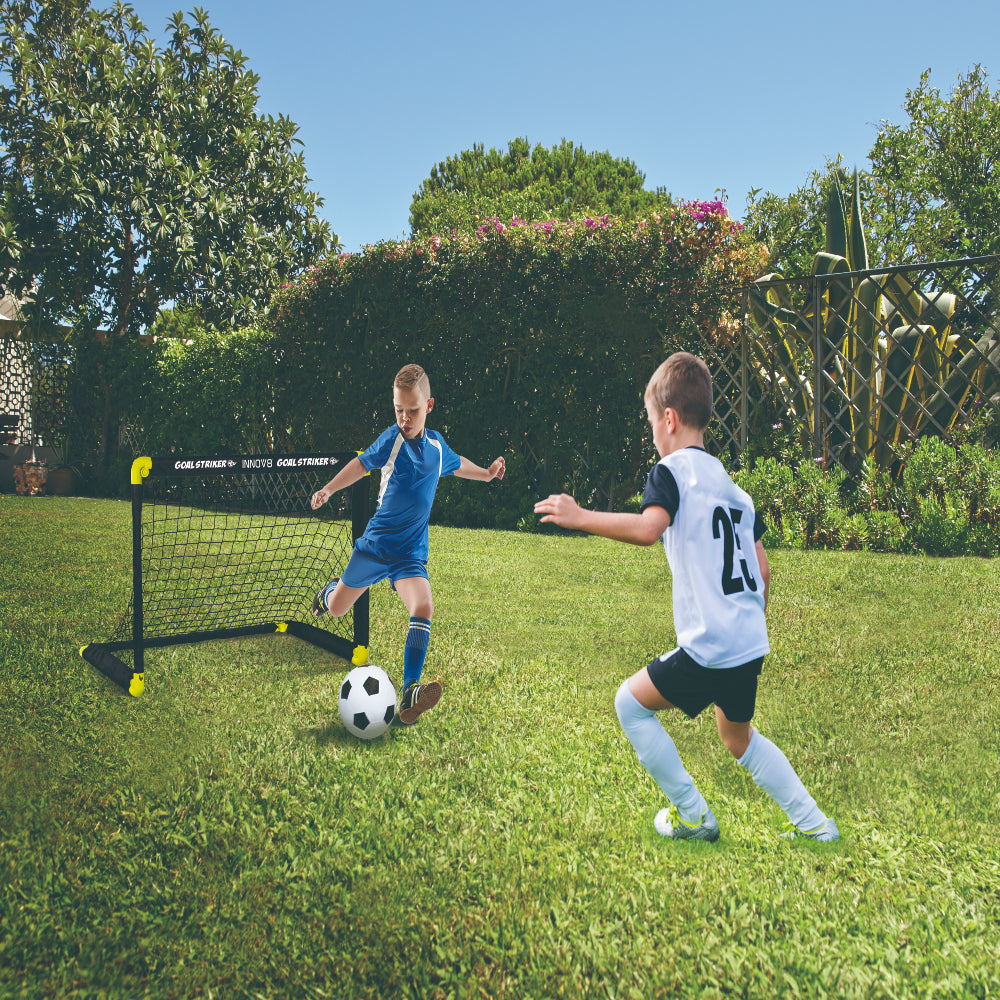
[82,453,371,697]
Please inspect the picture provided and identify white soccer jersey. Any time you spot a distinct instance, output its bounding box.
[641,447,770,669]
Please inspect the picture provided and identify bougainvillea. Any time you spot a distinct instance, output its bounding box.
[268,203,763,527]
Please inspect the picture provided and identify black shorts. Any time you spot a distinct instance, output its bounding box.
[646,648,764,723]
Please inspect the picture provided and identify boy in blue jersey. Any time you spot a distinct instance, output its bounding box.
[535,352,838,843]
[311,364,505,725]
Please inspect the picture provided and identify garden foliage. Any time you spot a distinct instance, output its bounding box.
[749,173,1000,470]
[266,204,760,527]
[733,433,1000,557]
[409,137,671,238]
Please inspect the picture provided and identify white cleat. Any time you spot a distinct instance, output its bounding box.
[654,806,720,842]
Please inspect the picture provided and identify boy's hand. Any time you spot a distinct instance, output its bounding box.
[534,493,582,528]
[310,488,330,510]
[489,457,505,481]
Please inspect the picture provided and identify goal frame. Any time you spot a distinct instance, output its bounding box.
[82,452,371,697]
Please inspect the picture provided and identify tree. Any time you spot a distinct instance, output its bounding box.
[744,67,1000,275]
[409,137,671,238]
[742,160,851,278]
[0,0,335,342]
[868,65,1000,262]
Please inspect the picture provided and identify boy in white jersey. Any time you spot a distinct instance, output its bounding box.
[310,364,505,725]
[534,352,838,842]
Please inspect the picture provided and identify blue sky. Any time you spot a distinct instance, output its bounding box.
[129,0,1000,253]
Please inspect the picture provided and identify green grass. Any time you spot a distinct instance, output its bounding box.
[2,495,999,999]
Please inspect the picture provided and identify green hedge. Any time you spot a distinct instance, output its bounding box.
[139,328,283,456]
[266,206,760,527]
[733,437,1000,557]
[39,203,761,523]
[42,326,999,555]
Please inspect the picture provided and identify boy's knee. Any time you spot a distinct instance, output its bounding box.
[723,727,753,761]
[615,679,651,726]
[409,600,433,621]
[614,679,632,723]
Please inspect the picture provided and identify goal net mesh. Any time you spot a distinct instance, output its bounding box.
[83,453,370,694]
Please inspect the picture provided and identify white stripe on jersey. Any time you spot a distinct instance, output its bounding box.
[377,432,405,509]
[428,437,443,476]
[659,448,770,669]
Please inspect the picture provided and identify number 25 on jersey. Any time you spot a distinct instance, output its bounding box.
[712,506,758,596]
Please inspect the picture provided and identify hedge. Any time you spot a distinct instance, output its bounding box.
[265,205,761,527]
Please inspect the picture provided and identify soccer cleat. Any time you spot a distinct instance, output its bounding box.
[311,578,339,617]
[397,680,442,725]
[654,805,720,842]
[782,817,840,843]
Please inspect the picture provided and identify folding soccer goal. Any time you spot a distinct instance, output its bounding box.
[82,453,371,697]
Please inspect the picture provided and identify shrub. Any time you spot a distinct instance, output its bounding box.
[736,434,1000,557]
[840,513,870,551]
[908,494,969,556]
[864,509,908,553]
[791,459,846,548]
[138,328,282,456]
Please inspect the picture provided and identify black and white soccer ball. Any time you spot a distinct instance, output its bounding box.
[338,664,396,740]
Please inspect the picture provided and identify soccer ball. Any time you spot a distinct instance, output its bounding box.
[338,664,396,740]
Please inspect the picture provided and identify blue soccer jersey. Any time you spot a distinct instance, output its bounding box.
[355,425,461,563]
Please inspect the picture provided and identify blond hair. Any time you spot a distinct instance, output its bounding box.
[645,352,713,430]
[394,363,431,398]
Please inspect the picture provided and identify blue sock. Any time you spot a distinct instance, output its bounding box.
[402,617,431,691]
[321,578,339,611]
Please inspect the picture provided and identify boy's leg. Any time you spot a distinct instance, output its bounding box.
[393,575,441,724]
[719,707,836,839]
[314,549,383,618]
[321,580,368,618]
[615,671,714,835]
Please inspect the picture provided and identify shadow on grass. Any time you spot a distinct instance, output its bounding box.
[298,719,402,749]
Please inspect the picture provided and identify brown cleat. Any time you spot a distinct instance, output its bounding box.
[397,681,442,725]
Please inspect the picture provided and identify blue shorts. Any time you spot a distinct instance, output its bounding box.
[341,547,429,590]
[646,647,764,723]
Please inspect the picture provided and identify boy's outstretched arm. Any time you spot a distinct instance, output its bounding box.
[454,456,505,482]
[311,456,368,509]
[534,493,671,546]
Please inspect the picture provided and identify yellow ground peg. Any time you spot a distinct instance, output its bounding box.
[352,645,369,666]
[129,672,144,697]
[275,622,289,633]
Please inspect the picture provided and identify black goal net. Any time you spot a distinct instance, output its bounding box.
[83,453,371,696]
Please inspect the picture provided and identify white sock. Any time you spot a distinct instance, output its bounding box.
[738,729,827,831]
[614,680,708,824]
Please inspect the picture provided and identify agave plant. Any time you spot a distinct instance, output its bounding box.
[749,170,999,468]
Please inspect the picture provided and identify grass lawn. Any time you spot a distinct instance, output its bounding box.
[1,495,999,999]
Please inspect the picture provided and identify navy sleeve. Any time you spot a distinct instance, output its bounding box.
[753,511,766,542]
[640,463,679,521]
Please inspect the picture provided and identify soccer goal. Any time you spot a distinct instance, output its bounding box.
[82,452,371,697]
